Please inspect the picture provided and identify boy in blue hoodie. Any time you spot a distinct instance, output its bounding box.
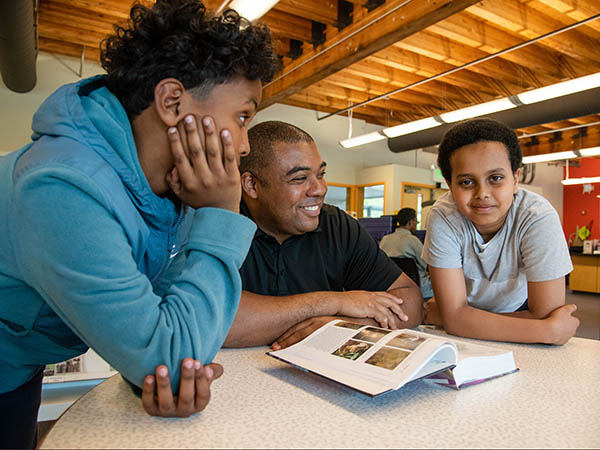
[0,1,281,447]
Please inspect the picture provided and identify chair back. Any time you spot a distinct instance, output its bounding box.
[390,257,420,286]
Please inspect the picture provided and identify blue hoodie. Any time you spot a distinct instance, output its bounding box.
[0,76,256,393]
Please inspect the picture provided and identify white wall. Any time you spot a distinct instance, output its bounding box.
[0,52,103,155]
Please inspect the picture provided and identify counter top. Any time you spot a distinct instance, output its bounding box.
[41,333,600,449]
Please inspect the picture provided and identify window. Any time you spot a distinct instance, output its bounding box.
[324,184,350,211]
[361,184,384,218]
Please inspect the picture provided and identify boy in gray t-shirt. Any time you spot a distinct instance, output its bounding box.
[421,118,579,345]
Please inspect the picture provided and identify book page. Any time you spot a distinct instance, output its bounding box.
[269,320,457,396]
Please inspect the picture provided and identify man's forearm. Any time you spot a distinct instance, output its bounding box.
[223,290,342,347]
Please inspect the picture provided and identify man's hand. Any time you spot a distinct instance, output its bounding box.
[544,304,580,345]
[166,115,241,212]
[272,316,378,350]
[337,290,408,329]
[141,358,224,417]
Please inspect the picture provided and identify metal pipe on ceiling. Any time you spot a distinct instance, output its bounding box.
[386,87,600,153]
[0,0,37,93]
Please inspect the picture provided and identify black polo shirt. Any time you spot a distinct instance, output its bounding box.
[239,202,401,296]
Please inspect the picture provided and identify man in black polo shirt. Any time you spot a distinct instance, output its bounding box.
[223,121,423,349]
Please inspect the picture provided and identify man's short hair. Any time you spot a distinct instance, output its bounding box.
[396,208,417,227]
[437,118,522,183]
[242,121,314,181]
[100,0,281,117]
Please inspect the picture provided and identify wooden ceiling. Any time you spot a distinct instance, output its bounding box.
[37,0,600,156]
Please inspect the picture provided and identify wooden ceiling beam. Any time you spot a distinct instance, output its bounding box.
[397,30,568,82]
[259,9,313,43]
[39,18,111,48]
[521,125,600,157]
[303,82,442,118]
[42,0,131,19]
[274,0,339,27]
[39,37,101,62]
[467,0,600,64]
[282,98,389,126]
[344,60,473,106]
[526,1,600,36]
[260,0,483,109]
[324,72,458,109]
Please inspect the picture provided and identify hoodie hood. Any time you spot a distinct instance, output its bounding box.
[30,75,178,226]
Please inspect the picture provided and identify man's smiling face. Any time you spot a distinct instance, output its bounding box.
[253,140,327,243]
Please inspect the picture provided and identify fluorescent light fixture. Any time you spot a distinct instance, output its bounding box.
[522,151,578,164]
[561,176,600,186]
[339,131,386,148]
[440,98,516,123]
[522,146,600,164]
[517,72,600,104]
[382,117,440,138]
[579,146,600,157]
[228,0,280,21]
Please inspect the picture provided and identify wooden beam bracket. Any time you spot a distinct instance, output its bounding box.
[549,131,562,143]
[365,0,385,12]
[311,21,326,48]
[288,39,303,60]
[524,136,540,147]
[337,0,353,30]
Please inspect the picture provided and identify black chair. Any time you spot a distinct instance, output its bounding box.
[390,257,420,286]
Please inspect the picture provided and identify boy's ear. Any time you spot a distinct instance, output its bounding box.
[513,167,522,193]
[241,171,259,199]
[154,78,185,127]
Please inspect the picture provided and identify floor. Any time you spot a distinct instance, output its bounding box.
[568,289,600,340]
[34,289,599,448]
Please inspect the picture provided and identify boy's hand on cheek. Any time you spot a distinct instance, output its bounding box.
[166,115,241,213]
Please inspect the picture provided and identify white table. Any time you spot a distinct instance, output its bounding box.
[41,334,600,449]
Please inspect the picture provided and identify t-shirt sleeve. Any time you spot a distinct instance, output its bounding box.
[519,209,573,281]
[340,213,401,291]
[421,208,463,269]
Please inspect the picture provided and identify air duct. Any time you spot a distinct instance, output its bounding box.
[387,87,600,153]
[0,0,37,93]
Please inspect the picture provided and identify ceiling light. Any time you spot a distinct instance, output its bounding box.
[517,72,600,104]
[522,151,578,164]
[522,146,600,164]
[578,146,600,157]
[339,131,386,148]
[227,0,280,21]
[561,176,600,186]
[440,98,516,123]
[382,117,441,138]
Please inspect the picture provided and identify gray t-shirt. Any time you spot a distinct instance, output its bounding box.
[422,188,572,313]
[380,228,433,298]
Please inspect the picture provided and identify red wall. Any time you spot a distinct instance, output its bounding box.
[563,158,600,243]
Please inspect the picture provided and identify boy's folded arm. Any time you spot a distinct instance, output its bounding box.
[431,267,578,345]
[501,277,567,320]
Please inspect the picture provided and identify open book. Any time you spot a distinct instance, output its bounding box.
[268,320,518,396]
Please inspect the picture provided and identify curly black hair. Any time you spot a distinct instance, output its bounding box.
[101,0,281,117]
[437,118,522,183]
[241,121,314,184]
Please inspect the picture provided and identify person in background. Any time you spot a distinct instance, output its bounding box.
[380,208,433,300]
[421,118,579,344]
[0,0,280,446]
[223,120,424,350]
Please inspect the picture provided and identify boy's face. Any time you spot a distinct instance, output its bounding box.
[252,140,328,243]
[448,141,520,240]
